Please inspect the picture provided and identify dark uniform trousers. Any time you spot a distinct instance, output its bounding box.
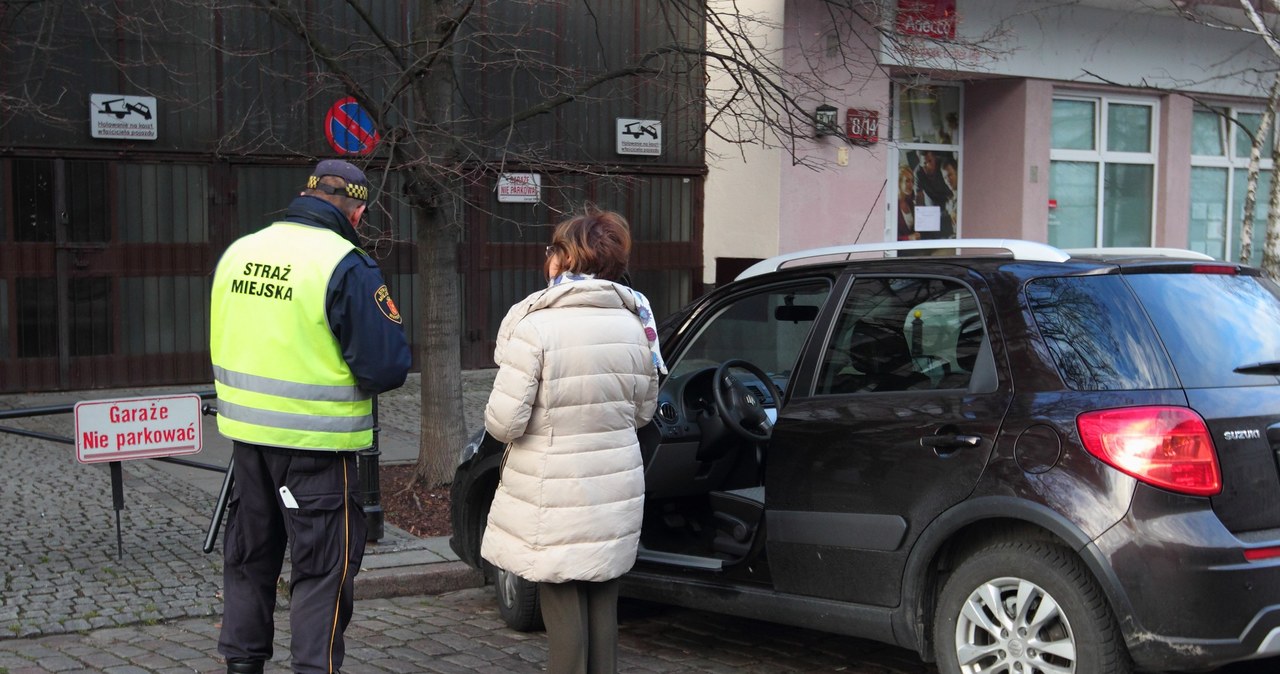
[538,579,621,674]
[218,441,366,674]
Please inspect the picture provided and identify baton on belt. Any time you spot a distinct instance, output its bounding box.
[202,397,233,554]
[203,456,233,554]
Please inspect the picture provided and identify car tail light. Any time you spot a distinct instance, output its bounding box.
[1191,263,1238,275]
[1244,546,1280,562]
[1077,406,1222,496]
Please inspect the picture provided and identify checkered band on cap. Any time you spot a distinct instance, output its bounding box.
[306,175,369,201]
[308,159,371,201]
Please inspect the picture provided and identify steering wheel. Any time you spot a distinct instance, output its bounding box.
[712,359,784,442]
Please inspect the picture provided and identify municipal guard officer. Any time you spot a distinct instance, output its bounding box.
[209,159,411,674]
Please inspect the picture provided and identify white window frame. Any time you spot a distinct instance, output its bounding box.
[1050,94,1159,247]
[1190,105,1274,261]
[886,81,963,241]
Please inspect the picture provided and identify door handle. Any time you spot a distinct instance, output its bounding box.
[920,434,982,456]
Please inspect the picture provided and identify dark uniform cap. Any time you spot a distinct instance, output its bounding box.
[307,159,371,201]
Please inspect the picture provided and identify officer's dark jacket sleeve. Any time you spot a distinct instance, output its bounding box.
[326,251,412,394]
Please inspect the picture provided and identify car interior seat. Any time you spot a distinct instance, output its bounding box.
[839,319,930,392]
[937,316,983,390]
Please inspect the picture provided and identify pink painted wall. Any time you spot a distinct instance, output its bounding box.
[777,2,892,252]
[770,2,1244,256]
[962,79,1054,241]
[1158,95,1193,248]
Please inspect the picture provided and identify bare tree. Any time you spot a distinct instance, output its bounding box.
[2,0,1008,485]
[1237,75,1277,265]
[1173,0,1280,276]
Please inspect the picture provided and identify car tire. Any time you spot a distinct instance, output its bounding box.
[933,539,1131,674]
[489,562,543,632]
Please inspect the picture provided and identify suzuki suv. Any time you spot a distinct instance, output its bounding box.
[450,239,1280,673]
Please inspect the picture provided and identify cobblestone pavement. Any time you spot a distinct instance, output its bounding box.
[2,431,225,639]
[0,371,495,642]
[0,587,942,673]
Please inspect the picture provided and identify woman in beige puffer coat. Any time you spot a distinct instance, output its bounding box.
[481,208,660,674]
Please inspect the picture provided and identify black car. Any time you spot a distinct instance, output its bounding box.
[451,239,1280,673]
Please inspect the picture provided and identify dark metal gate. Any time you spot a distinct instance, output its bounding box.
[460,169,704,369]
[1,157,696,388]
[0,157,217,393]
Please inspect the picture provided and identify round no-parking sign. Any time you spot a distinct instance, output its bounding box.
[324,96,380,155]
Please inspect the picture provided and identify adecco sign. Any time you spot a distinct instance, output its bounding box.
[74,394,203,464]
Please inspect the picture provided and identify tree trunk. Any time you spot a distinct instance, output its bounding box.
[411,0,470,487]
[414,191,467,487]
[1265,126,1280,279]
[1240,75,1279,263]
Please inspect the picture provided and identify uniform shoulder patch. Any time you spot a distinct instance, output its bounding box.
[374,285,402,324]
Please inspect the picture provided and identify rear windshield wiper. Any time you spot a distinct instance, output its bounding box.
[1234,360,1280,375]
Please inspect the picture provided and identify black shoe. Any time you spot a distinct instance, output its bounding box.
[226,660,264,674]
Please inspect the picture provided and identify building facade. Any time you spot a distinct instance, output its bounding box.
[704,0,1274,286]
[0,1,706,392]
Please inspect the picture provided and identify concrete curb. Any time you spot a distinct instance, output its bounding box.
[356,561,485,600]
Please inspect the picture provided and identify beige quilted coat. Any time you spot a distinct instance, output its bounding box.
[480,279,659,583]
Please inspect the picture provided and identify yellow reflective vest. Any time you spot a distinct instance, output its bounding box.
[210,222,373,451]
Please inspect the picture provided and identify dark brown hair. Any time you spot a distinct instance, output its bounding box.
[545,207,632,281]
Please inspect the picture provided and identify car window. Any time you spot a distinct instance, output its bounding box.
[816,277,982,394]
[667,281,831,387]
[1026,275,1179,391]
[1125,271,1280,388]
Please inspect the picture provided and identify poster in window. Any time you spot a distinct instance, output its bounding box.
[897,149,958,240]
[897,85,960,144]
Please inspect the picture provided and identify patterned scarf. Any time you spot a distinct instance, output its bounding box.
[550,271,668,376]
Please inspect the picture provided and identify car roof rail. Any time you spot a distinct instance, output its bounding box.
[736,238,1070,280]
[1063,247,1217,260]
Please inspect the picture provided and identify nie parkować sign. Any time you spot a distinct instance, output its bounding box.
[74,394,204,464]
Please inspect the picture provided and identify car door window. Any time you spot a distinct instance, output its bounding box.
[816,276,983,394]
[668,281,831,390]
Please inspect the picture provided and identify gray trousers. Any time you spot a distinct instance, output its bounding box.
[538,578,621,674]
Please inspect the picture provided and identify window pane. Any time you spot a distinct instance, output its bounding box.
[69,277,112,357]
[1191,109,1226,157]
[121,276,209,355]
[1188,167,1228,259]
[1234,113,1275,159]
[897,84,961,145]
[669,281,830,381]
[1052,99,1095,150]
[16,278,57,358]
[1026,276,1177,391]
[817,277,981,394]
[119,164,210,244]
[1107,104,1151,153]
[1127,273,1280,389]
[1048,161,1098,247]
[13,159,54,242]
[236,166,310,236]
[0,280,7,359]
[1232,168,1271,266]
[67,161,109,243]
[1103,163,1153,246]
